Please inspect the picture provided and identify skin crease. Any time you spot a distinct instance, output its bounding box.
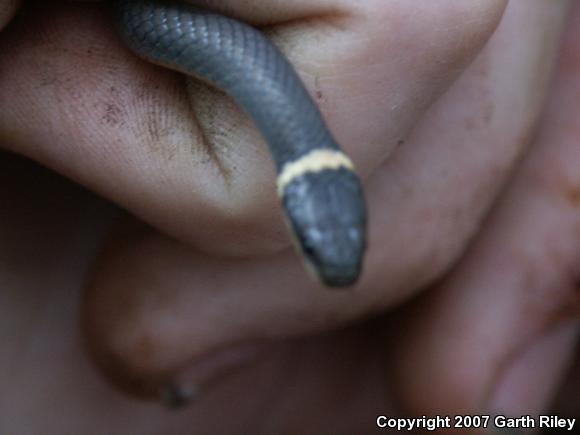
[0,1,578,434]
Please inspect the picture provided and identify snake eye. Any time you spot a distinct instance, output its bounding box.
[300,238,317,261]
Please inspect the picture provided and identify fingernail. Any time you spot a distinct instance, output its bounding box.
[160,383,200,409]
[158,342,267,409]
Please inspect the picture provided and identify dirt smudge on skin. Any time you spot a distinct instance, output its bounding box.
[101,102,124,127]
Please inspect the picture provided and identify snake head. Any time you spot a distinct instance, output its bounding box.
[281,167,367,288]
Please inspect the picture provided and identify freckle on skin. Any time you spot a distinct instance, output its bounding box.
[566,186,580,207]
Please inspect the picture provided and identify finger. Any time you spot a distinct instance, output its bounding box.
[390,0,580,420]
[0,0,505,257]
[356,0,571,303]
[83,0,575,399]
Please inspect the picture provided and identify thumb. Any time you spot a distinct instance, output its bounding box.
[0,0,505,258]
[390,0,579,424]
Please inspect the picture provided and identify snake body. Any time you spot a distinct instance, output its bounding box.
[114,0,367,287]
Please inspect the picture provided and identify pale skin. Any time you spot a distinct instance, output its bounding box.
[0,0,578,433]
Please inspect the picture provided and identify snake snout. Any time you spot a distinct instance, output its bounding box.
[313,227,366,287]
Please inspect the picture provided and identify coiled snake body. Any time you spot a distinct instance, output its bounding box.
[114,0,367,287]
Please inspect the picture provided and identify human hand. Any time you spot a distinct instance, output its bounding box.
[391,3,580,429]
[0,0,576,433]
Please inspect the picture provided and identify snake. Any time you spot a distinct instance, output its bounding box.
[114,0,367,287]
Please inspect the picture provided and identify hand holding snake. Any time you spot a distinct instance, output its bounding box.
[0,0,578,430]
